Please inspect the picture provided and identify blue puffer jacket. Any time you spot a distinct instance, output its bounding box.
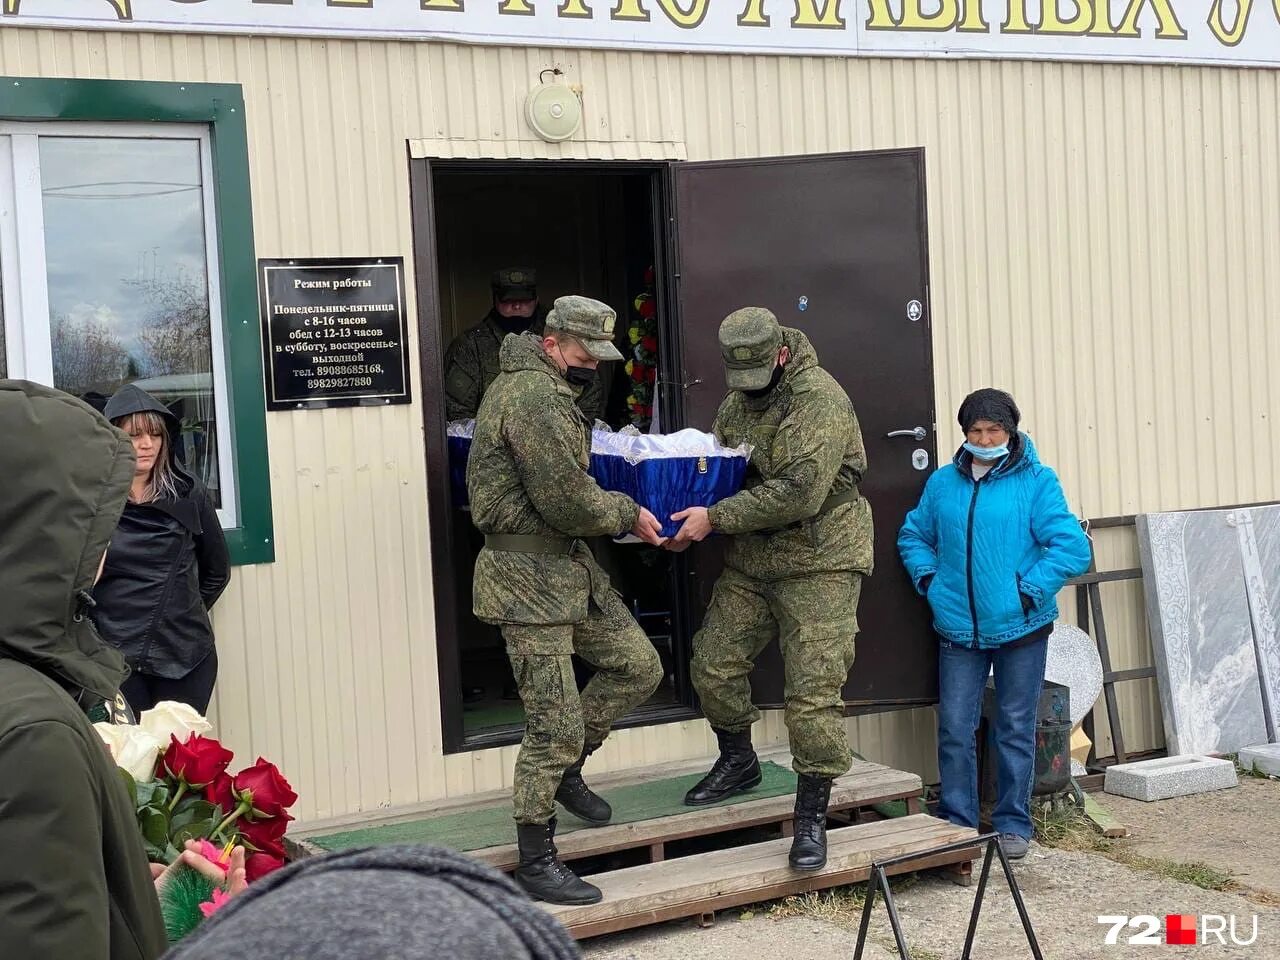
[897,433,1091,649]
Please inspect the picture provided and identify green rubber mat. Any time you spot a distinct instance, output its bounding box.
[462,702,526,731]
[308,761,797,854]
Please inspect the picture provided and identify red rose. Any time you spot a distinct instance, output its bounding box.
[232,758,297,819]
[245,852,286,883]
[643,265,655,285]
[162,734,233,789]
[640,335,658,352]
[638,300,656,319]
[238,813,291,858]
[205,772,235,813]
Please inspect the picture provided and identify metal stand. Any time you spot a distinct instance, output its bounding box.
[1066,517,1153,767]
[852,833,1044,960]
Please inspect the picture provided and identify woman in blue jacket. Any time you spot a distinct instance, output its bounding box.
[898,389,1090,859]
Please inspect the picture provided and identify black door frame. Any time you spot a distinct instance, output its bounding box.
[409,155,700,754]
[411,148,937,754]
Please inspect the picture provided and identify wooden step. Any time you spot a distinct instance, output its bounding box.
[469,759,922,872]
[543,814,978,939]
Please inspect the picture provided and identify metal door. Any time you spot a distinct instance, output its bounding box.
[669,149,938,707]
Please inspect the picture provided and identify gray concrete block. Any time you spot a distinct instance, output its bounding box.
[1103,755,1238,802]
[1238,744,1280,777]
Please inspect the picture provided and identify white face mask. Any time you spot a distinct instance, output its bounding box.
[964,441,1009,461]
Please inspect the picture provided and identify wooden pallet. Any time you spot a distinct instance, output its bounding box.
[468,760,922,872]
[290,754,923,868]
[544,814,978,939]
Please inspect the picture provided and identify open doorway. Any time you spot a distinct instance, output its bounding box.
[413,149,941,756]
[415,160,698,751]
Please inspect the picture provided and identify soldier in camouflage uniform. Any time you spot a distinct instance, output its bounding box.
[671,306,874,871]
[467,294,666,906]
[443,268,605,423]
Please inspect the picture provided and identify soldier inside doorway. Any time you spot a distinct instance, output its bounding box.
[444,268,604,424]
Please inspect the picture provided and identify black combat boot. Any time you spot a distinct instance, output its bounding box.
[555,743,612,826]
[683,728,762,806]
[789,773,833,871]
[514,818,602,905]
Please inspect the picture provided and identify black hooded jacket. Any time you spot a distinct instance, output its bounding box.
[0,380,168,960]
[94,385,230,679]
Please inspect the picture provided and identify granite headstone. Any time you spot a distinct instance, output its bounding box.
[1137,509,1270,755]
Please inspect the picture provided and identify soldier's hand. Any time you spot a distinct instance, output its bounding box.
[632,507,667,546]
[663,539,692,553]
[671,506,713,544]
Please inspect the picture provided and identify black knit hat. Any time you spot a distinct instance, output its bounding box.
[164,845,580,960]
[957,388,1020,435]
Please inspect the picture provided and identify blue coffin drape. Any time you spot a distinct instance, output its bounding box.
[446,420,750,537]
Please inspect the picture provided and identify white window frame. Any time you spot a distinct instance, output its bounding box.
[0,120,237,528]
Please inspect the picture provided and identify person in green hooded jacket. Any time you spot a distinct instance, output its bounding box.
[0,380,247,959]
[0,379,169,959]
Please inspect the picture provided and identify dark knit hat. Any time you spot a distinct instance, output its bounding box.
[957,388,1021,434]
[163,845,580,960]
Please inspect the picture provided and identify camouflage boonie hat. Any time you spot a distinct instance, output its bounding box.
[492,267,537,301]
[719,307,783,391]
[545,295,624,362]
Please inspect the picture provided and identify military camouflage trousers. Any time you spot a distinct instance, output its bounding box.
[691,567,863,778]
[504,590,663,825]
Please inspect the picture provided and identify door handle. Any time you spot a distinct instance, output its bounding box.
[887,426,927,441]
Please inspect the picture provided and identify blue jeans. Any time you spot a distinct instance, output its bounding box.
[936,635,1049,840]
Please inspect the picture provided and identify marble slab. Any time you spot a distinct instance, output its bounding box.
[1240,506,1280,735]
[1104,754,1238,802]
[1137,510,1270,755]
[1238,743,1280,777]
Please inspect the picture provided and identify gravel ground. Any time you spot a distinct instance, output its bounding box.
[582,781,1280,960]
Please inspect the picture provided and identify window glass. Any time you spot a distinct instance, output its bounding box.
[40,137,220,504]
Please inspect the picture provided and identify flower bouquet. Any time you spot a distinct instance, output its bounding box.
[625,266,660,430]
[95,701,297,939]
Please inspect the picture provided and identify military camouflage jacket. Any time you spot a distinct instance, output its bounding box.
[707,327,874,581]
[467,333,639,625]
[444,308,605,422]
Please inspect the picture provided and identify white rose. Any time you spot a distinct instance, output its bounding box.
[113,726,166,782]
[93,722,127,759]
[139,700,213,746]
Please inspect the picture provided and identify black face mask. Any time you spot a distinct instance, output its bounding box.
[742,362,785,398]
[494,311,532,334]
[564,365,597,388]
[552,339,597,388]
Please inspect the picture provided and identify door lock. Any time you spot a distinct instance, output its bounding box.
[887,426,927,441]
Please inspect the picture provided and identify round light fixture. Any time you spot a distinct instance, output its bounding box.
[525,82,582,143]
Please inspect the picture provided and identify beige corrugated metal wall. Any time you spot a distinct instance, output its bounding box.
[3,28,1277,823]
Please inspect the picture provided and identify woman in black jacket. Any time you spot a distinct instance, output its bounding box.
[93,384,230,713]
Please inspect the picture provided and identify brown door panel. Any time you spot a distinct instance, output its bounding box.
[670,149,939,709]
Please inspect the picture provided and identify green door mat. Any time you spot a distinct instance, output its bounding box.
[309,761,797,854]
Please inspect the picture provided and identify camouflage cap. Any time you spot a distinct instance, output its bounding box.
[719,307,783,390]
[545,295,624,361]
[492,267,537,302]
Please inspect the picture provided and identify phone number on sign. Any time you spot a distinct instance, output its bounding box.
[307,376,374,389]
[295,364,384,377]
